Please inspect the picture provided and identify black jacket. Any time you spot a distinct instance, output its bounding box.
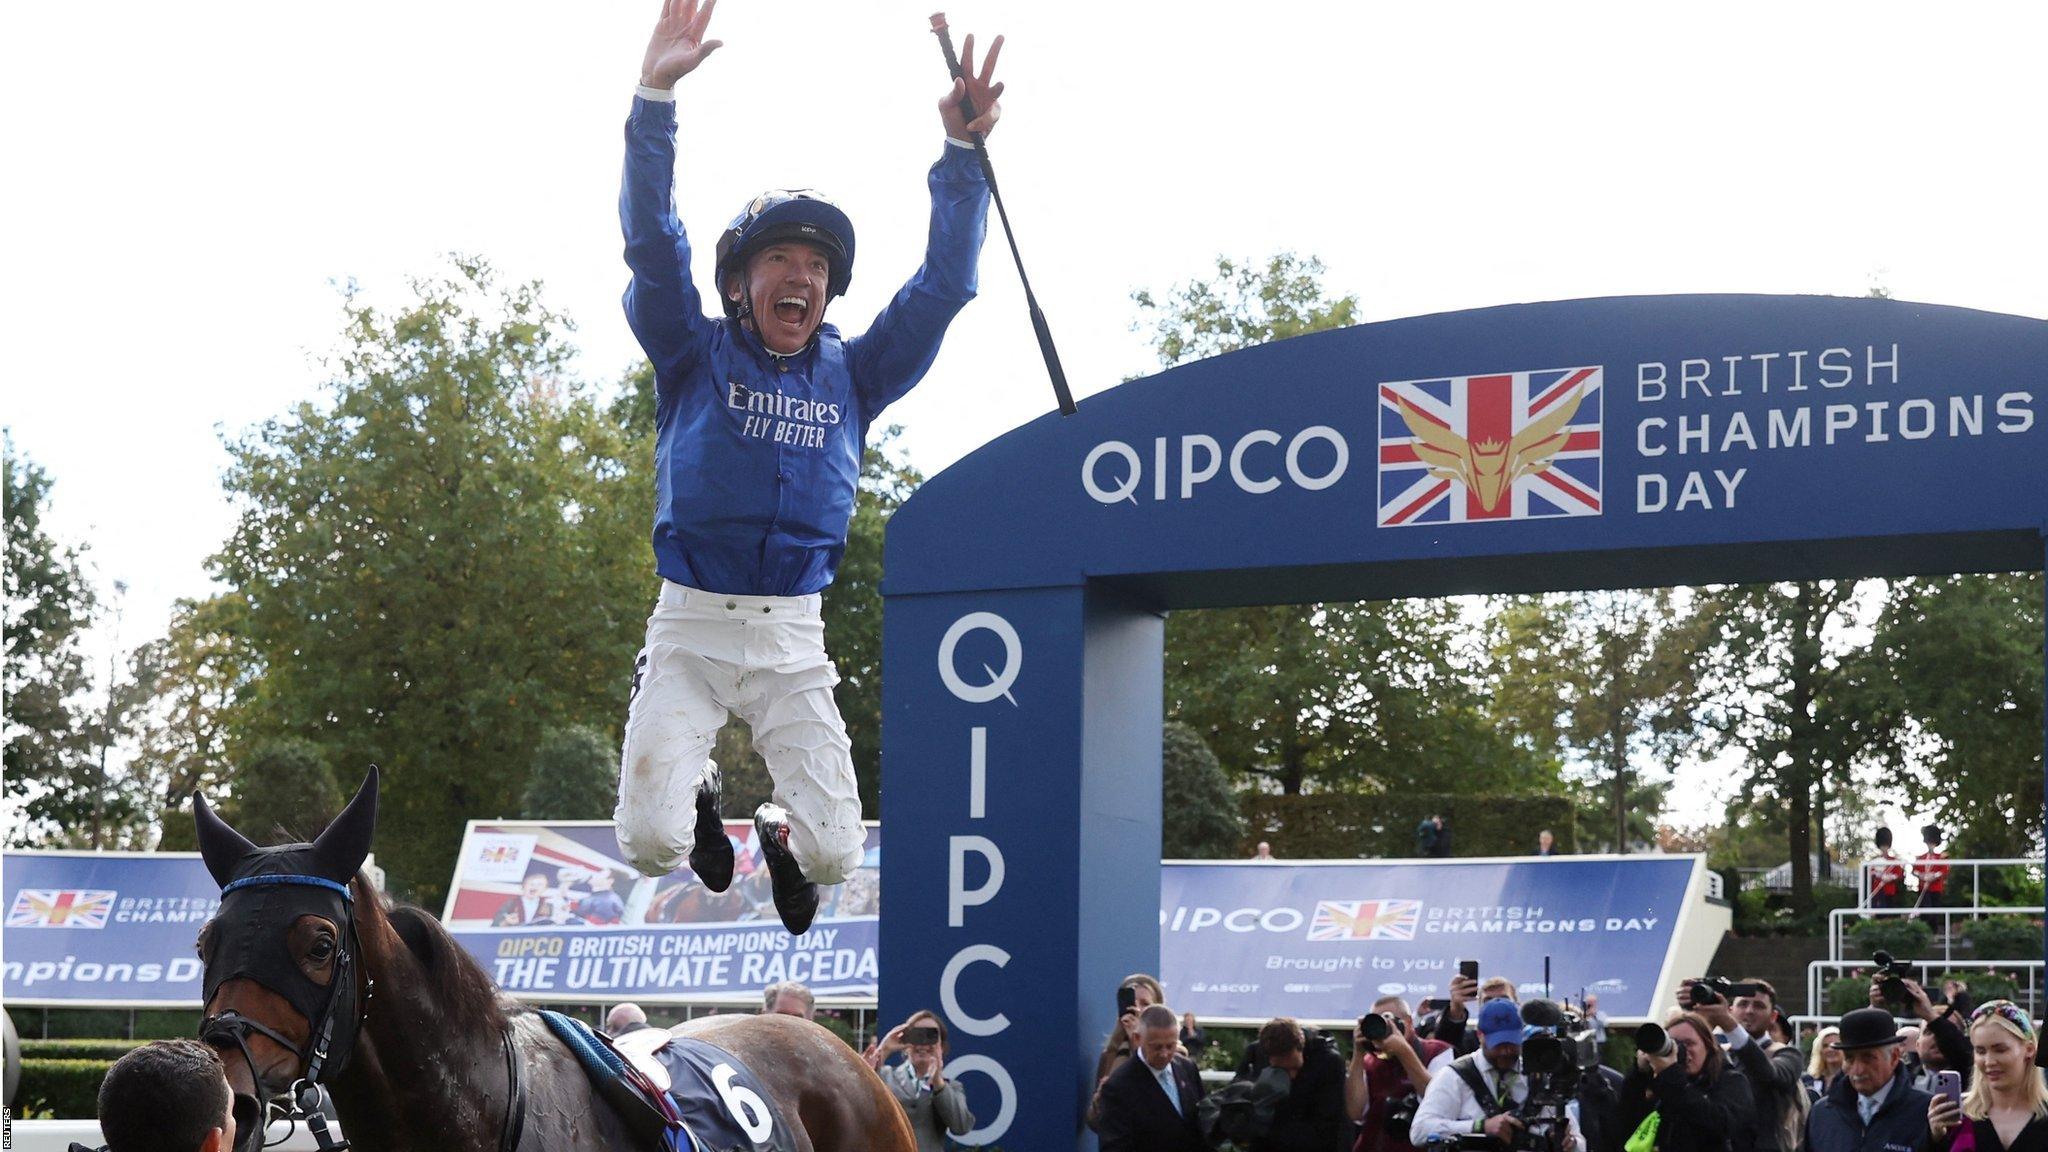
[1804,1063,1932,1152]
[1095,1053,1209,1152]
[1618,1062,1759,1152]
[1236,1033,1350,1152]
[1727,1038,1806,1152]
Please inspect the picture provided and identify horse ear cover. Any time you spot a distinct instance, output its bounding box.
[195,791,259,888]
[310,767,380,885]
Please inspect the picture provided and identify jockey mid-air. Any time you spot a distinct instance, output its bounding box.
[614,0,1003,935]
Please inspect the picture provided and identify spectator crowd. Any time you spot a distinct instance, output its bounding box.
[1073,963,2046,1152]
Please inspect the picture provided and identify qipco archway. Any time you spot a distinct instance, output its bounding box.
[878,295,2048,1149]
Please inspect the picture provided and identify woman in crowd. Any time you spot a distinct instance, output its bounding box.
[1929,1001,2048,1152]
[1097,973,1169,1084]
[1618,1011,1758,1152]
[1806,1026,1845,1098]
[865,1009,975,1152]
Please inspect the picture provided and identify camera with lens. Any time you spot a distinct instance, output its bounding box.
[1359,1011,1396,1047]
[1683,976,1760,1007]
[1871,951,1916,1005]
[1506,1024,1595,1152]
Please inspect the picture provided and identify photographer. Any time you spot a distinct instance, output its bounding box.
[1685,978,1807,1152]
[1349,997,1455,1152]
[1870,972,1971,1094]
[1234,1017,1349,1152]
[1411,1000,1586,1152]
[1618,1011,1757,1152]
[865,1010,975,1152]
[1097,973,1169,1087]
[1526,999,1623,1152]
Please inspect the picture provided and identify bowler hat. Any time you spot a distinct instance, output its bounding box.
[1830,1007,1906,1050]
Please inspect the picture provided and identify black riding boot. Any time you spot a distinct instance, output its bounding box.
[687,766,734,893]
[754,803,818,936]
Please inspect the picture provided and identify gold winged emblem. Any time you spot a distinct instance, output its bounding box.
[1393,385,1589,513]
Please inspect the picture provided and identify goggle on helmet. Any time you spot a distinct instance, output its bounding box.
[713,189,856,319]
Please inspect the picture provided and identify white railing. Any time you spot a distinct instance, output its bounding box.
[1805,957,2044,1018]
[1826,905,2045,965]
[1855,857,2043,909]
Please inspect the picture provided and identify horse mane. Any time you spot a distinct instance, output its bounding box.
[354,876,518,1037]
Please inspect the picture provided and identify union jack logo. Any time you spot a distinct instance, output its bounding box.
[8,889,116,929]
[478,845,521,864]
[1308,899,1421,941]
[1378,366,1603,527]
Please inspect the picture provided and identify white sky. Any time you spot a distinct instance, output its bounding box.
[9,0,2040,835]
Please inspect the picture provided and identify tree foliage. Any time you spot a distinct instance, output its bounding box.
[1866,573,2043,856]
[225,738,343,845]
[1696,582,1894,912]
[1488,591,1705,852]
[1161,722,1245,858]
[1131,253,1363,367]
[521,725,619,821]
[210,259,646,899]
[121,594,256,850]
[3,437,113,846]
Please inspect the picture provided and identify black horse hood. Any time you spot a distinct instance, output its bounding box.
[195,766,378,889]
[195,768,378,1082]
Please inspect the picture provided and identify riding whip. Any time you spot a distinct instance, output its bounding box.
[930,12,1077,416]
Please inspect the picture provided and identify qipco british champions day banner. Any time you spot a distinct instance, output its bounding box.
[3,851,219,1005]
[442,820,881,1003]
[1158,856,1702,1024]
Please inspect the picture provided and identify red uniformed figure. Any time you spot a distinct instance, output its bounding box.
[1913,824,1950,908]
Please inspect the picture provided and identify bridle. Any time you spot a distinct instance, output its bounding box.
[199,873,527,1152]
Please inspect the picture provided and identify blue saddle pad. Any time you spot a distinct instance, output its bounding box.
[654,1036,796,1152]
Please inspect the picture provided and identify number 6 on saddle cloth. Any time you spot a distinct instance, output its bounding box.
[540,1011,794,1152]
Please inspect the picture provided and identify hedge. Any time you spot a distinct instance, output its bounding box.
[1846,918,1934,960]
[1239,793,1577,859]
[22,1039,144,1062]
[1961,917,2042,961]
[18,1057,110,1120]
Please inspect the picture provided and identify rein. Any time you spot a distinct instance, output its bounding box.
[201,873,529,1152]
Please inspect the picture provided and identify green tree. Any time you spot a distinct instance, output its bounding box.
[521,725,619,821]
[212,259,647,900]
[1488,591,1705,852]
[1866,573,2043,855]
[1138,255,1552,800]
[1696,582,1896,912]
[1131,252,1363,367]
[3,437,115,846]
[121,594,256,850]
[1161,722,1245,858]
[226,738,343,845]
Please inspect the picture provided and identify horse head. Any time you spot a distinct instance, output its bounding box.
[193,766,378,1152]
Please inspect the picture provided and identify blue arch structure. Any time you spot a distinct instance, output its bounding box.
[878,295,2048,1149]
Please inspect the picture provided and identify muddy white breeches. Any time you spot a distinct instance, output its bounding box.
[614,581,865,885]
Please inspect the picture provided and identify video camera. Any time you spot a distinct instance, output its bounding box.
[1681,976,1761,1007]
[1870,951,1916,1005]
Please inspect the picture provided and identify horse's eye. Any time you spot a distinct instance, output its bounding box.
[308,938,335,962]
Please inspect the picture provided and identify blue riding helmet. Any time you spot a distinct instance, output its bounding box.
[713,189,856,319]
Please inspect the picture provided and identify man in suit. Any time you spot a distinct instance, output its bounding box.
[1093,1003,1208,1152]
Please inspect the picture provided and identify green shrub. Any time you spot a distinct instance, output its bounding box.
[1826,975,1875,1015]
[1200,1026,1251,1073]
[1731,884,1859,937]
[17,1057,110,1119]
[1938,970,2023,1010]
[1848,918,1934,960]
[1962,918,2042,961]
[21,1039,143,1061]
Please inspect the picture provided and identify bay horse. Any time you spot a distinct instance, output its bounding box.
[192,768,913,1152]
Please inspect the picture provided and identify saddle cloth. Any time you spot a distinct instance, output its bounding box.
[539,1011,794,1152]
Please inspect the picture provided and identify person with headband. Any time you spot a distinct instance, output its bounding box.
[1929,1001,2048,1152]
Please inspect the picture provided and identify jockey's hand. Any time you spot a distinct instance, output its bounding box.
[938,32,1004,140]
[640,0,723,90]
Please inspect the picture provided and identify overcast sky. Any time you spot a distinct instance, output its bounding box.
[10,0,2040,833]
